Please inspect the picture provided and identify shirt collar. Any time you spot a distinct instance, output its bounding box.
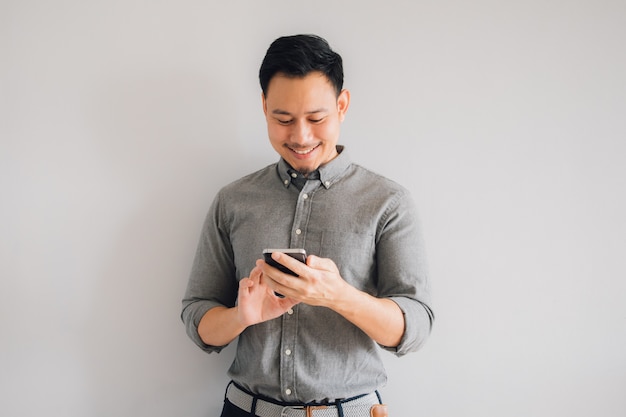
[277,145,350,190]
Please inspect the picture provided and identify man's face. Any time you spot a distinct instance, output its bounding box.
[262,71,350,175]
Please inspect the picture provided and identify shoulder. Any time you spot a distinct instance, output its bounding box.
[344,164,420,227]
[346,163,411,197]
[217,163,279,198]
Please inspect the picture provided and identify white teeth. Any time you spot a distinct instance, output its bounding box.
[289,145,319,155]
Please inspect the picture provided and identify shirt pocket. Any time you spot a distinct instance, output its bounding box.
[317,230,377,293]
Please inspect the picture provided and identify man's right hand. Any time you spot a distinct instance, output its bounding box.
[236,265,299,327]
[197,266,298,347]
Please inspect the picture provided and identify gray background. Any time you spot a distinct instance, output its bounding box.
[2,1,625,416]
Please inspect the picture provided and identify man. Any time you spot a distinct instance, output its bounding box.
[182,34,434,417]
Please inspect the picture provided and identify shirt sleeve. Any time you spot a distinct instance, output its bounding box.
[181,190,238,354]
[375,190,434,356]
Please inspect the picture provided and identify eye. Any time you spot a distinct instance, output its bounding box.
[309,117,325,124]
[277,119,293,125]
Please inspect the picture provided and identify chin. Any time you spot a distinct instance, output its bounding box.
[285,156,318,174]
[292,164,315,175]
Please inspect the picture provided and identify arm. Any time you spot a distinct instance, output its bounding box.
[197,306,245,347]
[260,253,405,347]
[260,190,433,352]
[328,279,405,348]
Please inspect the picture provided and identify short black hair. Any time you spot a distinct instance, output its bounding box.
[259,34,344,97]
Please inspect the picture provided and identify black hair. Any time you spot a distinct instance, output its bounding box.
[259,34,344,97]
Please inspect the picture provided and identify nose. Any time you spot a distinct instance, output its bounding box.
[290,120,312,145]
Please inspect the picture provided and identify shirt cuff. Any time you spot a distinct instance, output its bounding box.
[382,296,434,356]
[181,300,230,353]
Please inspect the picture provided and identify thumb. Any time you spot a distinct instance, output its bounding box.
[306,254,339,273]
[306,254,328,269]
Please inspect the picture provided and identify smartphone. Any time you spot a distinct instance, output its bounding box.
[262,248,307,276]
[262,248,307,298]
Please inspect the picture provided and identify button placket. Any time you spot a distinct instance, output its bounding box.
[290,181,316,248]
[280,305,298,400]
[282,179,318,399]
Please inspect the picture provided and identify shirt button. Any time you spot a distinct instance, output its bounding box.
[285,349,292,356]
[291,173,298,178]
[302,193,308,200]
[287,308,294,315]
[284,179,289,186]
[295,229,301,235]
[325,181,331,187]
[285,388,292,395]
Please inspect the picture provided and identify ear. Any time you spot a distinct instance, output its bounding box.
[262,92,268,116]
[336,89,350,122]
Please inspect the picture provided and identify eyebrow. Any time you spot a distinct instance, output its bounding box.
[271,108,328,116]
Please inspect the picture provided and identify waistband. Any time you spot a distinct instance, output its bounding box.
[225,382,383,417]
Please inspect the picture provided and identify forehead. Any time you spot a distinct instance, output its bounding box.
[264,72,337,107]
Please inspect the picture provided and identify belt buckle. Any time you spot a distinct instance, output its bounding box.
[303,405,329,417]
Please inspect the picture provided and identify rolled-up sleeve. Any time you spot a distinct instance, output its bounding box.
[181,191,237,354]
[375,190,434,356]
[386,297,434,355]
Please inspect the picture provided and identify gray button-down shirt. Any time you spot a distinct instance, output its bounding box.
[182,147,433,403]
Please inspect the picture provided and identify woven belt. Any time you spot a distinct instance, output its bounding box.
[226,382,381,417]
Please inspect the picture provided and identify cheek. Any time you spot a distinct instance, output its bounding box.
[267,124,286,141]
[315,123,339,140]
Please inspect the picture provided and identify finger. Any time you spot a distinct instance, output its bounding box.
[256,258,269,270]
[273,252,307,276]
[305,254,319,268]
[250,265,263,276]
[258,257,290,284]
[305,255,335,272]
[257,272,275,293]
[238,278,254,300]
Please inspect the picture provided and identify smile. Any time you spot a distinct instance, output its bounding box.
[289,144,319,155]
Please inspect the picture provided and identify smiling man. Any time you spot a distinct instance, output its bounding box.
[263,71,348,175]
[182,34,434,417]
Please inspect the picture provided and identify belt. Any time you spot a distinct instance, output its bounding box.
[225,382,383,417]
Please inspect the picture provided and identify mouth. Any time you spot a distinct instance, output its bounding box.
[288,144,320,156]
